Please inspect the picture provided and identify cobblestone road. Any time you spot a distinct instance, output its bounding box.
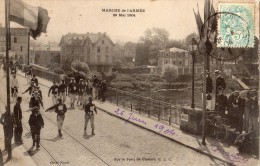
[0,71,228,166]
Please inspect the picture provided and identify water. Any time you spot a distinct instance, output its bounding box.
[138,88,203,108]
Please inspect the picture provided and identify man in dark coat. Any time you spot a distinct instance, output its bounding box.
[13,97,23,145]
[68,78,78,108]
[229,91,245,133]
[29,107,44,149]
[0,107,14,160]
[31,75,38,86]
[215,70,226,94]
[216,87,227,118]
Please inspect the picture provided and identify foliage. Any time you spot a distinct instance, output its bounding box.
[110,81,134,90]
[135,43,149,66]
[163,68,177,86]
[134,74,163,82]
[71,60,90,74]
[113,73,136,82]
[53,67,64,74]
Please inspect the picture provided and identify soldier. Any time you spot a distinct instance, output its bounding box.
[29,106,44,149]
[29,92,44,110]
[247,91,259,133]
[206,70,213,97]
[13,97,23,145]
[31,75,39,86]
[26,66,33,85]
[84,97,97,135]
[58,80,67,103]
[0,107,14,161]
[48,81,59,105]
[68,78,78,108]
[77,79,85,106]
[10,65,17,77]
[45,98,67,137]
[215,70,226,95]
[22,81,36,96]
[215,86,227,118]
[34,86,43,101]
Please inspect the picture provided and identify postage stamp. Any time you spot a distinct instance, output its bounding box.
[217,2,255,48]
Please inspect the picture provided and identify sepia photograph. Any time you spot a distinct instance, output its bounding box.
[0,0,259,165]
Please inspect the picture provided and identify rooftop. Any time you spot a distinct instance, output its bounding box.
[159,47,188,53]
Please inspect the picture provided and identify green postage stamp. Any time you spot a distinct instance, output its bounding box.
[217,2,255,48]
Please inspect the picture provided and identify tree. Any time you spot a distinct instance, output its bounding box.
[163,67,177,86]
[140,28,170,48]
[135,43,149,66]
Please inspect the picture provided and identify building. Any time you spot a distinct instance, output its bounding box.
[158,47,203,75]
[0,28,29,64]
[59,32,114,76]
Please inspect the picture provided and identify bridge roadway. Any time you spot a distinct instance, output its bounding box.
[0,70,227,166]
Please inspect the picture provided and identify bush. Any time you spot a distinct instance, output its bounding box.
[133,74,163,82]
[53,67,64,74]
[110,81,134,90]
[113,73,136,82]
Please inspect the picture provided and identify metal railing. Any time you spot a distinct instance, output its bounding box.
[106,88,182,125]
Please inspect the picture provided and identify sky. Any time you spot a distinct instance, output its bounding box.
[0,0,257,45]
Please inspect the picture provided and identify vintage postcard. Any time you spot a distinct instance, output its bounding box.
[0,0,259,165]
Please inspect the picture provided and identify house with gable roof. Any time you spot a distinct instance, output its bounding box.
[59,32,114,76]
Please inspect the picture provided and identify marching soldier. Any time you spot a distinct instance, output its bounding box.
[22,81,36,96]
[58,80,67,103]
[68,78,78,108]
[45,98,67,137]
[31,75,39,86]
[48,81,59,105]
[216,87,227,118]
[13,97,23,145]
[77,79,85,106]
[29,107,44,149]
[84,97,97,135]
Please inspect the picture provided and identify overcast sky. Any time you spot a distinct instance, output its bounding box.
[0,0,246,44]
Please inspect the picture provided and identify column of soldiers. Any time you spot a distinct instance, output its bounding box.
[207,70,259,135]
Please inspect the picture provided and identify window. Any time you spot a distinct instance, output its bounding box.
[97,47,100,53]
[20,46,23,52]
[102,40,104,44]
[105,46,109,53]
[165,59,168,64]
[179,61,182,65]
[87,47,90,54]
[14,37,17,43]
[173,61,175,65]
[97,55,100,62]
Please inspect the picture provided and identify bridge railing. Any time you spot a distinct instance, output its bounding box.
[106,88,182,125]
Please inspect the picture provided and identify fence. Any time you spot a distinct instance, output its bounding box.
[107,87,182,125]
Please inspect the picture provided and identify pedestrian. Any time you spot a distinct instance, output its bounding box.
[92,75,99,100]
[10,65,16,77]
[26,66,33,85]
[77,79,85,106]
[100,79,107,102]
[48,81,59,105]
[0,107,14,161]
[84,97,97,135]
[247,91,259,134]
[31,75,38,86]
[11,74,19,101]
[229,91,245,133]
[216,86,227,118]
[13,96,23,145]
[68,78,77,108]
[58,80,67,103]
[34,86,43,101]
[29,106,44,149]
[215,70,226,95]
[22,81,36,96]
[45,98,67,137]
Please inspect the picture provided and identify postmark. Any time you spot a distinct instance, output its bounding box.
[217,2,255,48]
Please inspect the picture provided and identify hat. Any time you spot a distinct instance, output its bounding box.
[214,70,221,74]
[89,96,93,101]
